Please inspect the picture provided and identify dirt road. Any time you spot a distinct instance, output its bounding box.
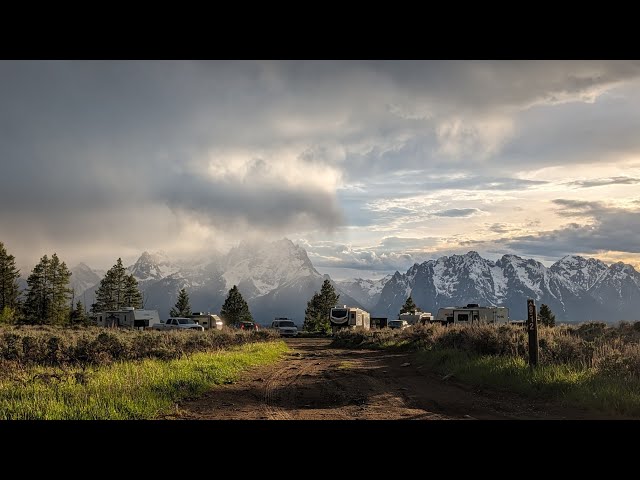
[169,338,604,420]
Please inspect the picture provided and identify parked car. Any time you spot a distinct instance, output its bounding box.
[271,319,298,337]
[387,319,410,330]
[234,321,259,331]
[151,317,205,331]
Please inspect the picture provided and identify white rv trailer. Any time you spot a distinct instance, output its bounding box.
[329,306,371,333]
[399,311,433,325]
[188,312,224,330]
[434,303,509,325]
[93,307,161,329]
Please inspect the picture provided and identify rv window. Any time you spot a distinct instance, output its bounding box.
[457,314,469,322]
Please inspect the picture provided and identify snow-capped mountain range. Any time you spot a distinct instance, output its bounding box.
[60,242,640,324]
[69,239,362,325]
[374,252,640,322]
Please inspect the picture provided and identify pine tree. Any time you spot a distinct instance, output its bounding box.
[539,304,556,327]
[70,300,88,325]
[92,258,141,311]
[23,253,72,324]
[399,295,420,316]
[303,279,340,333]
[170,288,191,317]
[0,241,21,323]
[123,274,143,309]
[220,285,253,325]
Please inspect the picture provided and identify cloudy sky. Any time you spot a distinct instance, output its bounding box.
[3,60,640,279]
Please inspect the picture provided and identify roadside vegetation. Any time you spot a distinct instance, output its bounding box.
[0,326,286,419]
[332,321,640,417]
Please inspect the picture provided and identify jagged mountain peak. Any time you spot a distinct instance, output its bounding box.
[72,262,94,272]
[222,238,320,297]
[550,254,609,292]
[129,250,180,282]
[610,261,636,273]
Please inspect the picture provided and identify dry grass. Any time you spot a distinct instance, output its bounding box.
[332,321,640,416]
[0,325,279,369]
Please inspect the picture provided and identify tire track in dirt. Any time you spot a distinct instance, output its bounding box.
[172,338,613,420]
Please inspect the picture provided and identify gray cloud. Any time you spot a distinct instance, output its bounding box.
[565,176,640,188]
[552,199,607,217]
[462,201,640,260]
[3,61,640,271]
[431,208,481,218]
[300,237,439,272]
[160,172,343,231]
[488,223,512,234]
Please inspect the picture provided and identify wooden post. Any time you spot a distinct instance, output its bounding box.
[527,299,539,367]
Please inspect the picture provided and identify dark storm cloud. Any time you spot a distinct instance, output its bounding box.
[2,60,640,269]
[159,172,343,230]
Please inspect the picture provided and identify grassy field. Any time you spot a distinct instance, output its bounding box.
[0,341,288,419]
[332,322,640,417]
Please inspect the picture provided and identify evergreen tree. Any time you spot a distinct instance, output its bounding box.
[170,288,191,317]
[0,241,21,323]
[23,253,72,324]
[399,295,420,316]
[220,285,253,325]
[303,279,339,333]
[123,274,143,309]
[92,258,142,311]
[538,303,556,327]
[70,300,88,325]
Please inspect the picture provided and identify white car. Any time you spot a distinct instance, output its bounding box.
[151,317,205,331]
[271,319,299,337]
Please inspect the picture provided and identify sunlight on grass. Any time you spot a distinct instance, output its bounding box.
[416,348,640,417]
[0,341,288,420]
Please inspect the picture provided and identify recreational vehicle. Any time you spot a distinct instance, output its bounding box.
[93,307,161,329]
[434,304,509,325]
[188,312,224,330]
[329,306,371,333]
[399,311,433,325]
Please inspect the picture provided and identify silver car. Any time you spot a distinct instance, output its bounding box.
[271,319,299,337]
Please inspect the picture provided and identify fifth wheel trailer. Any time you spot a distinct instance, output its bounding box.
[93,307,161,329]
[433,304,509,325]
[329,306,371,333]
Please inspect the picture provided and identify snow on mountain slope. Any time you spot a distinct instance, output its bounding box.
[550,255,609,292]
[335,274,393,310]
[222,238,321,298]
[129,251,182,285]
[69,263,102,297]
[71,242,640,324]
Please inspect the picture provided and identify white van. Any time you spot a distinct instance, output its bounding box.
[271,318,298,337]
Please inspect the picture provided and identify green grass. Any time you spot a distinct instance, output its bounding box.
[337,361,355,370]
[417,348,640,417]
[0,341,288,419]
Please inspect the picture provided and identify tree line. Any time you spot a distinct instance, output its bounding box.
[0,240,257,327]
[0,241,144,325]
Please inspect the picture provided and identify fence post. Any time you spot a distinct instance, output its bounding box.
[527,299,539,367]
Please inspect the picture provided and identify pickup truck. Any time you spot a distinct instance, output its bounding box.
[151,317,205,331]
